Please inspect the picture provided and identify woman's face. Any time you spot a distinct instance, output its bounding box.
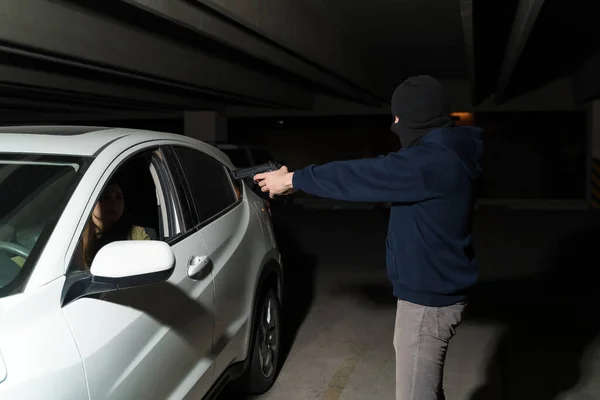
[93,183,124,229]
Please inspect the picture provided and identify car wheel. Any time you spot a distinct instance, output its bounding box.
[242,287,281,395]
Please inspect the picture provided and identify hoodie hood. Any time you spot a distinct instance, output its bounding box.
[423,126,483,179]
[391,119,453,148]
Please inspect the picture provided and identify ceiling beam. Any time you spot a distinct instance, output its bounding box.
[118,0,383,106]
[494,0,546,104]
[190,0,385,100]
[0,96,111,114]
[572,49,600,104]
[0,111,182,124]
[0,65,224,112]
[0,0,313,109]
[459,0,477,105]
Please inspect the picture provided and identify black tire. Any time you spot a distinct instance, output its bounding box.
[240,287,282,395]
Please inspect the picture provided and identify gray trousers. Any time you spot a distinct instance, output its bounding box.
[394,299,465,400]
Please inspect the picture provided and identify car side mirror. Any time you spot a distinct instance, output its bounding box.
[62,241,175,306]
[90,241,175,289]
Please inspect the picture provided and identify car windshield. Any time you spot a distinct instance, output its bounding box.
[0,154,88,298]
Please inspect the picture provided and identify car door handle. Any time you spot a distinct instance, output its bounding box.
[188,255,211,279]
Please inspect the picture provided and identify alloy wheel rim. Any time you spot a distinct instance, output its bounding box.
[258,296,278,378]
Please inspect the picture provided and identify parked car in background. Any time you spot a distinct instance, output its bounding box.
[215,143,275,169]
[216,143,294,207]
[0,126,283,400]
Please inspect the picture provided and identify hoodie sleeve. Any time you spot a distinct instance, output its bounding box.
[291,147,438,203]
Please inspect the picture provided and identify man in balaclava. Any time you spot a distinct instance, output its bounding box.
[254,75,483,400]
[391,75,453,148]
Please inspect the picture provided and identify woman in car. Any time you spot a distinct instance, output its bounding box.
[80,176,150,269]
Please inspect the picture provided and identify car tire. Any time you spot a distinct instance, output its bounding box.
[241,286,282,395]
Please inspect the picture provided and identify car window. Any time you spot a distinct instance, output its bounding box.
[0,154,88,297]
[153,148,196,237]
[67,148,187,272]
[171,146,238,225]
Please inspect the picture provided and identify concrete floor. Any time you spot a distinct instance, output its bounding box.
[221,206,600,400]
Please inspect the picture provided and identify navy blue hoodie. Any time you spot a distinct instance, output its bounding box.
[292,126,483,307]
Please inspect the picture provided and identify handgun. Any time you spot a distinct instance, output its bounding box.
[231,161,282,182]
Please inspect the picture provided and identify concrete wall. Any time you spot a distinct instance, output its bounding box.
[476,111,586,199]
[439,77,583,112]
[228,122,394,170]
[259,128,389,171]
[472,77,584,112]
[229,109,587,200]
[223,77,585,118]
[588,100,600,208]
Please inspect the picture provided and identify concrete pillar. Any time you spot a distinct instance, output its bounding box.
[587,100,600,209]
[184,111,227,143]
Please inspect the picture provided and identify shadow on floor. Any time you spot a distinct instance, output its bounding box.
[467,224,600,400]
[333,222,600,400]
[272,212,319,367]
[218,209,318,399]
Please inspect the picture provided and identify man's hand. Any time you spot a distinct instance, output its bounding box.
[254,166,295,199]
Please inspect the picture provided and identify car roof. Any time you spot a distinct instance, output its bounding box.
[0,125,203,157]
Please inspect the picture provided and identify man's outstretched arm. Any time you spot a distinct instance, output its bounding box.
[255,147,439,203]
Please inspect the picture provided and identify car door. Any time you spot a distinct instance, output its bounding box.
[60,144,216,399]
[168,144,265,381]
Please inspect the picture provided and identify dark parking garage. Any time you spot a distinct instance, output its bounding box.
[1,1,600,399]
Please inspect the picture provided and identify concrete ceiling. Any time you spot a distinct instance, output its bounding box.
[468,0,600,105]
[320,0,467,93]
[0,0,599,122]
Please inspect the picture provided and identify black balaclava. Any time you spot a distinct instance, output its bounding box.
[390,75,452,148]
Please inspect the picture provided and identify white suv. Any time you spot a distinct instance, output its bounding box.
[0,126,283,399]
